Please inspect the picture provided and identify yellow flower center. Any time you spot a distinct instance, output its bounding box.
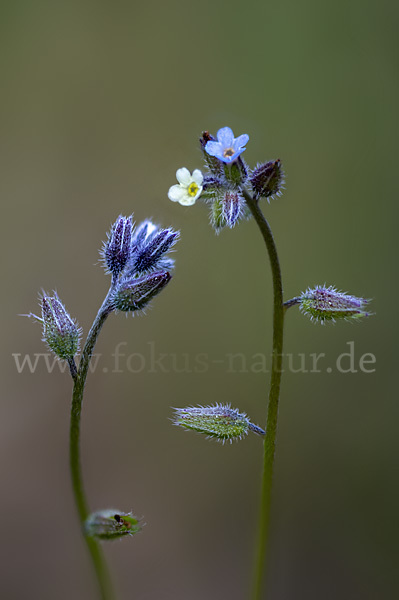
[223,147,235,158]
[188,182,199,197]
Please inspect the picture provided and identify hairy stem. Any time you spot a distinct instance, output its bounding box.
[242,190,285,600]
[69,289,115,600]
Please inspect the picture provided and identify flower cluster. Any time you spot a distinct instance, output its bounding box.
[168,126,284,233]
[102,215,178,313]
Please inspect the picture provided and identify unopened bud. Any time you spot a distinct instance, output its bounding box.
[223,157,248,186]
[130,228,179,274]
[173,404,265,443]
[250,159,284,200]
[112,271,172,312]
[85,510,141,541]
[299,285,371,324]
[39,293,80,360]
[210,197,226,234]
[222,190,245,228]
[103,215,133,276]
[200,131,222,176]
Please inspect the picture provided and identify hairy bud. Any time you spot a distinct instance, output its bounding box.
[102,215,133,276]
[35,293,80,360]
[112,271,172,312]
[222,190,245,228]
[85,510,141,541]
[173,404,265,443]
[299,285,371,324]
[250,159,284,200]
[129,226,179,275]
[200,131,222,176]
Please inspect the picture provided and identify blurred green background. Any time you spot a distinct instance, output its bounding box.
[1,1,398,598]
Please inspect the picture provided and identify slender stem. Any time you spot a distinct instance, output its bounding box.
[69,289,115,600]
[283,297,301,312]
[242,190,285,600]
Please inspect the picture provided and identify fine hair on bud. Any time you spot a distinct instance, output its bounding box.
[129,226,179,275]
[222,190,245,228]
[173,403,265,444]
[102,215,133,277]
[85,510,141,541]
[112,270,172,312]
[250,159,285,201]
[299,285,371,324]
[37,292,81,360]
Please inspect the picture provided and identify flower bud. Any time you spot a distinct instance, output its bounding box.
[102,215,133,276]
[85,510,141,541]
[173,404,265,443]
[210,196,227,234]
[299,285,371,324]
[223,157,248,186]
[39,293,80,360]
[250,159,284,200]
[200,131,222,176]
[129,227,179,275]
[222,190,245,228]
[112,271,172,312]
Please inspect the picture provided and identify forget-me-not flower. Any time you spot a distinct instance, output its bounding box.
[205,127,249,164]
[168,168,203,206]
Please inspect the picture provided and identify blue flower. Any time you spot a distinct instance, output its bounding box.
[205,127,249,164]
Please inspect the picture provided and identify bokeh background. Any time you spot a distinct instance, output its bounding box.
[1,1,398,599]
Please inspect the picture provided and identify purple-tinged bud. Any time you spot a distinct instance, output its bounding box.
[112,271,172,312]
[40,293,81,360]
[250,159,284,200]
[299,285,372,324]
[173,403,265,444]
[85,510,141,541]
[131,220,158,252]
[200,131,222,176]
[222,190,245,228]
[129,227,179,275]
[102,215,133,276]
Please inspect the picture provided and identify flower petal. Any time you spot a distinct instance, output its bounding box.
[234,134,249,149]
[168,185,187,203]
[178,192,198,206]
[192,169,203,185]
[176,168,191,186]
[216,127,234,147]
[205,141,222,157]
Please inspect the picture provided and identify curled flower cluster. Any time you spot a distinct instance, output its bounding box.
[102,215,179,313]
[168,126,284,233]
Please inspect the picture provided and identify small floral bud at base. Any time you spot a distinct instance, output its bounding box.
[112,271,172,312]
[85,510,141,541]
[299,285,371,324]
[102,215,133,277]
[250,159,284,200]
[32,293,81,360]
[173,404,265,443]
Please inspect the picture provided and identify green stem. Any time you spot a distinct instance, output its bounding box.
[242,190,285,600]
[69,289,115,600]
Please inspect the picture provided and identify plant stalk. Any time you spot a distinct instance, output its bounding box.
[69,289,115,600]
[242,190,285,600]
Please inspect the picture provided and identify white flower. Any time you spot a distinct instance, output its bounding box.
[168,168,203,206]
